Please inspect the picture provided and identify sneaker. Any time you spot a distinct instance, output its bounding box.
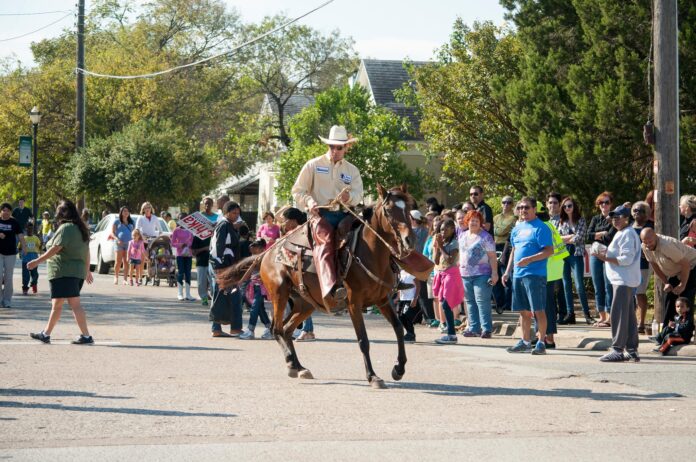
[438,323,447,333]
[462,330,480,338]
[624,350,641,362]
[507,339,532,353]
[201,297,208,306]
[404,332,416,343]
[129,280,134,286]
[239,329,255,340]
[599,350,627,362]
[22,288,29,295]
[229,329,243,337]
[185,296,196,301]
[177,294,184,301]
[123,280,129,286]
[296,331,316,342]
[260,328,273,340]
[429,320,440,328]
[435,334,458,345]
[544,342,556,349]
[31,284,37,294]
[531,341,546,355]
[292,328,302,339]
[454,319,462,327]
[30,331,50,344]
[480,331,492,339]
[71,335,94,345]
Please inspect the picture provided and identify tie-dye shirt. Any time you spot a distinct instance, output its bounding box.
[458,229,496,277]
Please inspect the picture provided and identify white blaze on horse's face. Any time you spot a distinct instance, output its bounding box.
[390,199,413,251]
[394,200,406,210]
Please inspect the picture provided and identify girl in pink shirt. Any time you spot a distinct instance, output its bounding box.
[127,229,146,286]
[170,213,195,301]
[257,211,280,249]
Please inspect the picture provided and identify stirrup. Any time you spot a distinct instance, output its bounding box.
[333,286,347,301]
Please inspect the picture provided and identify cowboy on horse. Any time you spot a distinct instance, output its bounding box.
[291,125,363,310]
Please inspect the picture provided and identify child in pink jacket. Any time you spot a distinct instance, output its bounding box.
[170,213,195,301]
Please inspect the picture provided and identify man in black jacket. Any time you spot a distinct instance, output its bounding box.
[209,201,243,337]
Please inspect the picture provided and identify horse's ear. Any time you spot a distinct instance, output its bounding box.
[376,183,387,199]
[400,183,408,194]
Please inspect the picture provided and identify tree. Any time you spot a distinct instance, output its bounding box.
[275,85,430,202]
[234,15,357,147]
[68,119,218,211]
[501,0,696,209]
[400,20,525,196]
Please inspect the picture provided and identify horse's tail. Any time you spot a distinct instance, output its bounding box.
[216,256,260,289]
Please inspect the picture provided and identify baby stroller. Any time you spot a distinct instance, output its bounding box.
[144,235,177,287]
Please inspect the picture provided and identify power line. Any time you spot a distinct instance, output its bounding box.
[0,10,72,16]
[0,12,74,42]
[77,0,336,80]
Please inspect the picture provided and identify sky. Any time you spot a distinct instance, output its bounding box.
[0,0,507,67]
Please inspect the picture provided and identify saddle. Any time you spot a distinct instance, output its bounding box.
[276,216,361,311]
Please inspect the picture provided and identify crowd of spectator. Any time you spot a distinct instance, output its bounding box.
[402,187,696,361]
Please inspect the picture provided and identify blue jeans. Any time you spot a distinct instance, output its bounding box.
[319,210,348,228]
[562,255,591,316]
[176,256,192,285]
[440,300,456,336]
[22,260,38,289]
[210,263,243,332]
[589,255,612,313]
[463,274,493,333]
[248,284,270,329]
[302,316,314,333]
[196,265,210,300]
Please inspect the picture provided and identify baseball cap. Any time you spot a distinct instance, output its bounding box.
[410,210,424,221]
[608,205,631,218]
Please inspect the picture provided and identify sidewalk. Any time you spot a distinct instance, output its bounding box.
[485,312,696,357]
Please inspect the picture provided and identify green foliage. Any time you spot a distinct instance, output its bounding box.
[400,21,525,197]
[502,0,696,211]
[0,0,357,209]
[68,119,218,210]
[275,85,429,202]
[236,15,358,147]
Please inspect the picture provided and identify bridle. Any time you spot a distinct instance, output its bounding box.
[373,189,413,259]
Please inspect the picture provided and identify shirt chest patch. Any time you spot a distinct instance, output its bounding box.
[340,173,352,184]
[316,166,329,174]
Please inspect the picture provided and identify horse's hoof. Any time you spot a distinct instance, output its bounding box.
[391,366,404,381]
[370,378,387,389]
[299,369,314,379]
[288,368,299,378]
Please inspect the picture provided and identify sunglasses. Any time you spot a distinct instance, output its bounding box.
[329,145,345,151]
[469,192,479,196]
[598,200,611,205]
[502,201,513,205]
[563,203,574,209]
[516,205,531,211]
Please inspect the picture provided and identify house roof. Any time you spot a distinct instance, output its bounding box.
[358,59,429,140]
[262,94,316,119]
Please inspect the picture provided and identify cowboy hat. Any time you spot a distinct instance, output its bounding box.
[318,125,358,145]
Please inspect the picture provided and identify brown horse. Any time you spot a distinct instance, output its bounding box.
[218,184,419,388]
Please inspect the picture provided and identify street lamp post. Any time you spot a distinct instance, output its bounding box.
[29,106,42,222]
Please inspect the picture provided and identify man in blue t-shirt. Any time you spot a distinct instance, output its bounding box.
[502,196,553,355]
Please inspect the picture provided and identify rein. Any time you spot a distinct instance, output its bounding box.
[231,188,408,287]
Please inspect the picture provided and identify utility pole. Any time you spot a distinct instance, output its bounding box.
[76,0,86,210]
[652,0,679,324]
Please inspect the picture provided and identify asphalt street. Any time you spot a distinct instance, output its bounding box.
[2,264,695,461]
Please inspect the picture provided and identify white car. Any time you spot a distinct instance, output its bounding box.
[89,214,170,274]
